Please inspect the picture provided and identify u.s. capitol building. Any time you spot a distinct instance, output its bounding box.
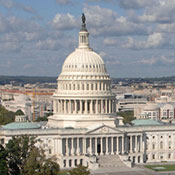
[1,14,175,170]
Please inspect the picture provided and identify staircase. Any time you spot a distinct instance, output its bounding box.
[97,155,130,168]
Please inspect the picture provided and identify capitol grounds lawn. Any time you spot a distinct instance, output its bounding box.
[145,164,175,172]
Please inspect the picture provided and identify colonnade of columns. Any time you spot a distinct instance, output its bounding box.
[128,135,143,153]
[54,98,116,114]
[58,80,111,92]
[61,135,143,156]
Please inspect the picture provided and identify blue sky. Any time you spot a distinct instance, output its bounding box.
[0,0,175,78]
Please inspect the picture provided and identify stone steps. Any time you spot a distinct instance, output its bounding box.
[97,155,127,168]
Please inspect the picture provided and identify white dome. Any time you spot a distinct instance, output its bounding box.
[48,17,116,129]
[61,48,107,76]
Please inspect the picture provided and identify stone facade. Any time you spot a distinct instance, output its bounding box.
[1,16,175,170]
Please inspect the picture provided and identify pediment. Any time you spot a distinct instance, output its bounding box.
[86,125,124,135]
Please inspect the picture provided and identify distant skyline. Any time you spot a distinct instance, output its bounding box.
[0,0,175,78]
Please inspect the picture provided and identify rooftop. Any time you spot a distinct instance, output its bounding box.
[2,122,41,130]
[131,119,163,126]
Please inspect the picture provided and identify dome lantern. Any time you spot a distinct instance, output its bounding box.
[78,13,90,49]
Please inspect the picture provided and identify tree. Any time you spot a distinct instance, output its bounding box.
[15,109,24,116]
[0,144,8,175]
[69,165,90,175]
[43,158,60,175]
[0,105,15,125]
[22,147,60,175]
[3,135,60,175]
[117,111,135,124]
[6,136,36,175]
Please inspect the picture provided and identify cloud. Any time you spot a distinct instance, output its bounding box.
[55,0,73,5]
[87,0,115,3]
[36,37,76,51]
[123,33,170,49]
[83,5,150,36]
[0,13,41,33]
[131,0,175,24]
[119,0,154,9]
[0,0,36,14]
[52,13,78,30]
[138,56,175,66]
[156,23,175,33]
[0,41,22,52]
[103,37,117,46]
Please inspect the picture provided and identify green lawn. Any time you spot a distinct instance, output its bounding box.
[145,164,175,171]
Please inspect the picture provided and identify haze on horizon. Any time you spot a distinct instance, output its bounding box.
[0,0,175,78]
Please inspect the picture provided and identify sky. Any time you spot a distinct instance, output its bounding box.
[0,0,175,78]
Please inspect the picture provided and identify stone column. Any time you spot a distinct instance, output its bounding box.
[111,137,114,155]
[100,137,103,155]
[135,135,138,152]
[75,100,77,114]
[106,137,109,155]
[105,100,108,113]
[114,99,116,113]
[95,137,97,155]
[80,100,82,114]
[85,100,88,114]
[96,100,99,114]
[101,100,103,113]
[89,138,92,154]
[71,138,73,155]
[60,100,62,113]
[130,135,133,153]
[64,100,66,114]
[122,136,124,154]
[116,137,119,154]
[57,100,60,113]
[53,100,56,113]
[140,135,143,152]
[69,100,71,114]
[77,138,79,155]
[90,100,93,114]
[102,138,104,155]
[66,138,69,156]
[83,138,86,154]
[109,99,111,113]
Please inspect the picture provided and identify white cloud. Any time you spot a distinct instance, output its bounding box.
[119,0,154,9]
[83,5,150,36]
[133,0,175,23]
[124,33,170,49]
[0,41,22,52]
[156,23,175,33]
[52,13,78,30]
[103,37,117,46]
[138,56,175,65]
[0,0,36,14]
[36,37,76,51]
[55,0,73,5]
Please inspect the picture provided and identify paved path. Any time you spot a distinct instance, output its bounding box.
[91,166,156,175]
